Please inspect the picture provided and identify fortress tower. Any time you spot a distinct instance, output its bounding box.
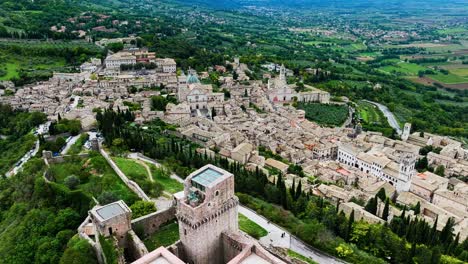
[396,153,417,193]
[175,164,239,264]
[401,123,412,142]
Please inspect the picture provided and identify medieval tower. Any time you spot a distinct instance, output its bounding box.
[401,123,412,142]
[396,153,417,192]
[175,164,239,264]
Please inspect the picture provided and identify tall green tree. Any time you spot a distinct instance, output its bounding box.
[382,198,390,221]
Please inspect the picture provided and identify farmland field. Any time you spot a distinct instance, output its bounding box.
[428,73,468,84]
[450,68,468,78]
[378,62,427,76]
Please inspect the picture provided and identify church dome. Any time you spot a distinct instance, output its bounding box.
[187,74,200,84]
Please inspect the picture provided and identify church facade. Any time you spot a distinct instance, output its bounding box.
[267,65,330,104]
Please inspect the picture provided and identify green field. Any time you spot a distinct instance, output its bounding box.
[113,157,149,178]
[238,214,268,239]
[143,222,179,251]
[378,62,428,76]
[450,68,468,77]
[437,27,468,34]
[0,62,20,80]
[428,73,468,84]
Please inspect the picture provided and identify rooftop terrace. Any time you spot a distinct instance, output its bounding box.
[191,167,224,188]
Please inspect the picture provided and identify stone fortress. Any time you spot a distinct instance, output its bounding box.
[78,164,286,264]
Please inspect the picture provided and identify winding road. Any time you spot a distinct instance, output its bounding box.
[363,100,402,135]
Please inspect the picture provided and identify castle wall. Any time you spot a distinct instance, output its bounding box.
[131,206,176,237]
[222,232,248,263]
[126,230,149,261]
[45,153,90,164]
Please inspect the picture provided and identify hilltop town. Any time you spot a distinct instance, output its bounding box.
[1,35,467,264]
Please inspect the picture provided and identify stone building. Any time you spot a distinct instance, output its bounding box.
[175,165,239,264]
[337,143,417,193]
[105,52,137,70]
[89,200,132,245]
[266,65,330,104]
[409,171,449,202]
[156,58,177,73]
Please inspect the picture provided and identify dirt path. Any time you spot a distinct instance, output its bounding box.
[136,159,154,183]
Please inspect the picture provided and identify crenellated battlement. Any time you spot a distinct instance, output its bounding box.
[176,197,239,230]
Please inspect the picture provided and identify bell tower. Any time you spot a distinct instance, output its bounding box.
[401,123,411,141]
[396,153,416,192]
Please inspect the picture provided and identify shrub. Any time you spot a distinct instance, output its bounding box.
[97,191,118,205]
[130,201,157,219]
[64,175,80,190]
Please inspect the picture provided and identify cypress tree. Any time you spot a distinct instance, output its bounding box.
[376,188,386,202]
[431,216,439,245]
[414,201,421,215]
[346,209,355,242]
[382,198,390,221]
[290,178,296,200]
[295,180,302,200]
[440,217,455,245]
[365,197,377,215]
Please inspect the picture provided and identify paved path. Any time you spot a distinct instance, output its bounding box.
[239,206,346,264]
[342,106,355,128]
[363,100,402,135]
[7,139,40,177]
[61,134,81,155]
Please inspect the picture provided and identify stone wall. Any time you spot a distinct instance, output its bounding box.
[126,230,149,261]
[44,152,90,164]
[100,148,150,201]
[222,232,247,263]
[131,206,176,237]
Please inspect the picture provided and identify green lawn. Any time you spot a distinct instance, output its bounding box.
[0,55,67,81]
[238,214,268,239]
[149,164,183,194]
[437,27,468,34]
[288,249,318,264]
[113,157,165,198]
[143,222,179,251]
[113,157,149,178]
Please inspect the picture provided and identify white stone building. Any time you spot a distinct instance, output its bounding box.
[105,52,136,70]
